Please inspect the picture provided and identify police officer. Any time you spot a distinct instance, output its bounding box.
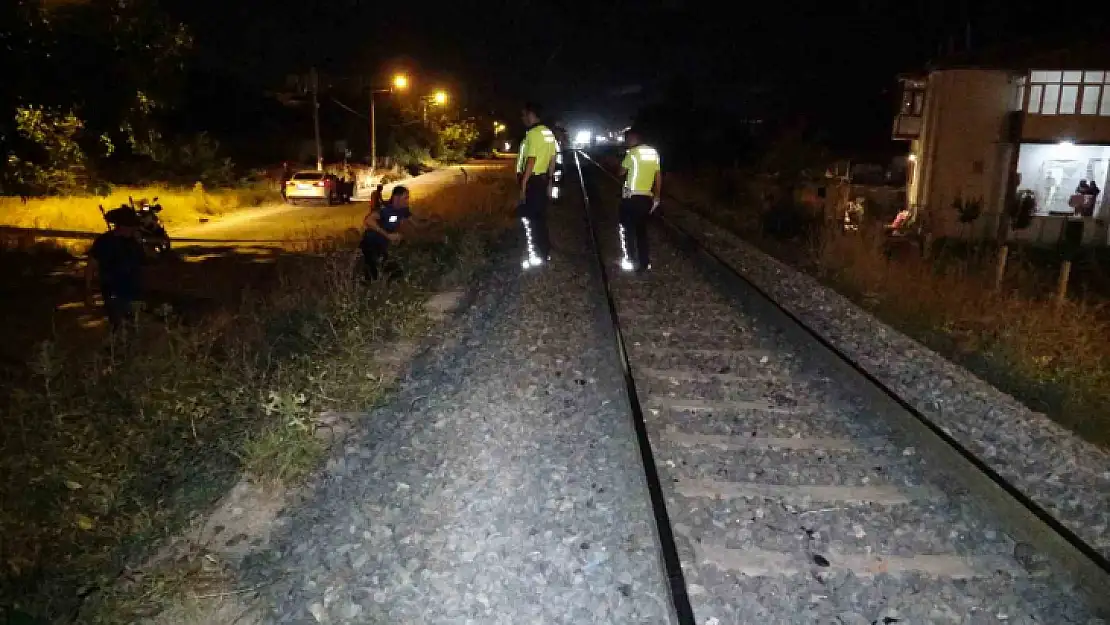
[515,102,558,269]
[360,185,413,281]
[85,207,145,331]
[618,127,662,273]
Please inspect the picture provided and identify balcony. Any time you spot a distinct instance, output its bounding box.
[892,78,926,140]
[892,114,923,140]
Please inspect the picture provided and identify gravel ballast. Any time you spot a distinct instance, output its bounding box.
[665,208,1110,562]
[247,187,675,623]
[570,150,1105,623]
[596,226,1104,623]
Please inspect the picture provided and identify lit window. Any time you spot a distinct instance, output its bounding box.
[1102,89,1110,116]
[1028,85,1044,113]
[1042,84,1060,115]
[1059,85,1079,114]
[898,86,925,116]
[1081,85,1101,114]
[1011,77,1026,110]
[1028,69,1110,116]
[1031,70,1060,82]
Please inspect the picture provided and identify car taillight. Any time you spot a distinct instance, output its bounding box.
[285,180,295,185]
[314,181,325,187]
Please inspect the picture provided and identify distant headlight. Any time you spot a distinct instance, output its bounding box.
[551,186,560,199]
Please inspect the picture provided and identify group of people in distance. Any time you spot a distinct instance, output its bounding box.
[512,101,662,273]
[84,100,665,333]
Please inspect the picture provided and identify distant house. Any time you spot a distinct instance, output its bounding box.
[893,43,1110,246]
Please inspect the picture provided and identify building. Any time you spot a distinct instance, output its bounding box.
[893,44,1110,246]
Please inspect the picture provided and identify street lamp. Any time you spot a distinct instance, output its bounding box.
[493,121,506,135]
[370,73,409,172]
[421,90,449,125]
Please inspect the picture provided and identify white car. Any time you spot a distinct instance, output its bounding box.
[284,171,340,205]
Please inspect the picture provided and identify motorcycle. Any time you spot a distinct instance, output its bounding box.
[98,196,172,258]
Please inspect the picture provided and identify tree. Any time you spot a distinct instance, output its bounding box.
[0,0,196,193]
[757,125,831,239]
[434,120,479,164]
[7,106,91,194]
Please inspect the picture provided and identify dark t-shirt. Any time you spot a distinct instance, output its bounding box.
[89,232,144,298]
[377,202,412,234]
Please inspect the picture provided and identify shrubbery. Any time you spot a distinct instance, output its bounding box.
[0,174,515,621]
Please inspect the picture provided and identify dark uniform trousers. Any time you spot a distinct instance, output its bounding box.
[619,194,653,269]
[360,231,392,281]
[517,173,551,260]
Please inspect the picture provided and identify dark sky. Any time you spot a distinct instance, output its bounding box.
[168,0,1098,149]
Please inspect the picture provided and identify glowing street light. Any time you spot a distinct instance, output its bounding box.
[421,90,450,124]
[392,74,409,90]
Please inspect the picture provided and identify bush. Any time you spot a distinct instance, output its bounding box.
[434,120,479,164]
[760,200,822,241]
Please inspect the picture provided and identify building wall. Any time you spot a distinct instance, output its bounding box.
[1023,115,1110,143]
[913,69,1018,239]
[1010,216,1109,246]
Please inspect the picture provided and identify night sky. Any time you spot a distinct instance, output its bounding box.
[165,0,1100,153]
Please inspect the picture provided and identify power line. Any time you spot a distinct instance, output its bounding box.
[329,96,368,121]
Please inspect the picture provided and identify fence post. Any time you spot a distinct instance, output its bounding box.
[921,232,934,260]
[1055,260,1072,306]
[993,245,1008,291]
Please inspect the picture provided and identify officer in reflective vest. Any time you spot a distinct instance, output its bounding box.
[515,101,557,269]
[618,128,662,272]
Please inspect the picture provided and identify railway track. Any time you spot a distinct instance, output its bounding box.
[571,152,1109,624]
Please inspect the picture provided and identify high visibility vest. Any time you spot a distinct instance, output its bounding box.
[621,144,661,195]
[516,124,557,175]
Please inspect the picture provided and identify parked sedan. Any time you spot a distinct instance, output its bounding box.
[284,171,340,205]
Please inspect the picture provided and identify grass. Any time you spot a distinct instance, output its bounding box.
[669,174,1110,449]
[0,181,281,235]
[0,172,516,623]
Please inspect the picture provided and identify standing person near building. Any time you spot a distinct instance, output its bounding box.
[360,185,413,281]
[617,128,662,273]
[515,101,558,269]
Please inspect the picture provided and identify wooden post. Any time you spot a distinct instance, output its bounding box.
[1055,260,1072,306]
[311,67,323,171]
[993,245,1008,291]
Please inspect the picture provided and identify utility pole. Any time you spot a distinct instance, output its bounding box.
[311,67,323,171]
[370,92,377,172]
